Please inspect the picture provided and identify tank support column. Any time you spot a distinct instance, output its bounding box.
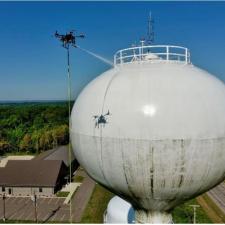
[135,210,173,224]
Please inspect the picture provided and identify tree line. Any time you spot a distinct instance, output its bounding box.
[0,102,71,155]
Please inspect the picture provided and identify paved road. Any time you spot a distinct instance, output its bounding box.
[208,182,225,213]
[0,196,69,222]
[71,170,96,222]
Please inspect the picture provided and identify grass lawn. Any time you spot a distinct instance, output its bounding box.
[73,175,84,183]
[81,184,114,223]
[81,186,212,224]
[172,198,212,223]
[56,191,69,197]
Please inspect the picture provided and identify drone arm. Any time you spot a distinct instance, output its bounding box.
[75,34,85,38]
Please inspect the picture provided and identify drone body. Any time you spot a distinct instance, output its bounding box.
[54,30,85,49]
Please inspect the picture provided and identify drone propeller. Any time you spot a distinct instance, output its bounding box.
[78,33,85,38]
[55,30,59,37]
[54,31,65,39]
[104,110,111,116]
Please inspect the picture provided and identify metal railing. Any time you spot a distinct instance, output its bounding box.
[114,45,191,66]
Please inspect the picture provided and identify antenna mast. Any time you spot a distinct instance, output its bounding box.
[147,12,154,45]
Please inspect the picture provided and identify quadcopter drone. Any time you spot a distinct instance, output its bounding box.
[55,30,85,49]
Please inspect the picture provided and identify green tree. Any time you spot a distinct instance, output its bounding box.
[39,130,53,150]
[0,102,69,155]
[0,139,10,155]
[52,124,69,145]
[19,134,32,152]
[6,126,25,151]
[31,130,41,154]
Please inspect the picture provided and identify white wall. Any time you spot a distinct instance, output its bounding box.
[0,186,54,196]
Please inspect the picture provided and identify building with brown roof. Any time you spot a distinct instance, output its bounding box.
[0,159,67,197]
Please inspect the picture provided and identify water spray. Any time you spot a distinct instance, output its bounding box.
[77,46,114,67]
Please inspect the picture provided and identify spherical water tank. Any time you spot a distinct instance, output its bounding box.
[71,45,225,223]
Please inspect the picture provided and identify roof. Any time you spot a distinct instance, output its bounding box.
[34,146,74,167]
[0,160,65,187]
[0,155,34,167]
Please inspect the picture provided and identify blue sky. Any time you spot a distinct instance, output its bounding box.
[0,1,225,101]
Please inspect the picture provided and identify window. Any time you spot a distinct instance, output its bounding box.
[39,188,42,193]
[2,187,5,192]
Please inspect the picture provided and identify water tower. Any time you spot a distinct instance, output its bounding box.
[71,42,225,223]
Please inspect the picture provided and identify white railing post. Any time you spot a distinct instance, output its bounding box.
[139,46,142,61]
[113,45,190,65]
[166,46,169,61]
[185,48,188,64]
[188,50,191,64]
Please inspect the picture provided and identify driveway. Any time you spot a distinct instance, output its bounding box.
[0,196,69,222]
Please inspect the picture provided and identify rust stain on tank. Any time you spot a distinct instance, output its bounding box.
[178,139,186,187]
[150,147,154,196]
[162,179,166,188]
[178,175,184,187]
[121,146,139,201]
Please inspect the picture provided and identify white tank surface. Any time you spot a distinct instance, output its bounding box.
[71,45,225,223]
[104,196,135,224]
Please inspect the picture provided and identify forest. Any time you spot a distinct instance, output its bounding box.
[0,102,71,155]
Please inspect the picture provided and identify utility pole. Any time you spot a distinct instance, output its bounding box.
[54,30,85,223]
[31,193,37,223]
[2,193,6,222]
[190,204,200,224]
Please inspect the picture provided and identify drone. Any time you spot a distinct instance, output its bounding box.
[55,30,85,49]
[93,110,111,128]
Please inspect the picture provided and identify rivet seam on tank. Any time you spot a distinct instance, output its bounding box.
[93,110,111,128]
